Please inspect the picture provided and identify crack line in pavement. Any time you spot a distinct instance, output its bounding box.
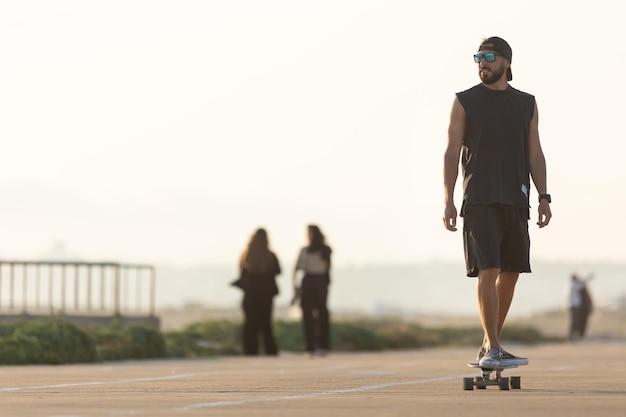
[175,374,471,410]
[0,373,197,392]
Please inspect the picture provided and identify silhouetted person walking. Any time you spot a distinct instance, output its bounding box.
[293,225,332,357]
[568,274,594,341]
[239,228,281,355]
[579,278,594,337]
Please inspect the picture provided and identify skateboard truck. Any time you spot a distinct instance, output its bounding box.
[463,363,522,390]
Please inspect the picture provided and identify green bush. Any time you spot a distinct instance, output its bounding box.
[331,321,385,351]
[165,320,242,358]
[428,326,484,346]
[0,316,548,365]
[274,320,304,352]
[162,318,548,356]
[91,324,166,361]
[501,325,545,345]
[0,319,166,365]
[366,320,438,349]
[0,318,96,365]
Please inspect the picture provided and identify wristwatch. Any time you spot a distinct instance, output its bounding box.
[538,194,551,203]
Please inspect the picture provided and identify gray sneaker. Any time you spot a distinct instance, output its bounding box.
[478,348,501,368]
[500,349,528,366]
[476,347,486,363]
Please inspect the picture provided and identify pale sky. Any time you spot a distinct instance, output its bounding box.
[1,0,624,267]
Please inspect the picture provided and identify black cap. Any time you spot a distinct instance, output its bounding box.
[478,36,513,81]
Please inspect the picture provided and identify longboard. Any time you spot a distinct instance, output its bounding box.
[463,362,522,390]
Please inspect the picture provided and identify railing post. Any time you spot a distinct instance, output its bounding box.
[22,263,27,314]
[150,266,156,317]
[61,263,66,313]
[0,262,3,310]
[87,264,92,311]
[35,264,41,310]
[99,265,105,310]
[48,264,54,312]
[9,262,15,311]
[114,264,121,316]
[136,267,142,312]
[74,264,80,310]
[122,266,128,311]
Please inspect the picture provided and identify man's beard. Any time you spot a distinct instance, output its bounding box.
[479,65,505,84]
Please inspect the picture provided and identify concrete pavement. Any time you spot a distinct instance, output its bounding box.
[0,341,624,416]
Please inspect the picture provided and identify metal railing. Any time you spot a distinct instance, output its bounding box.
[0,261,156,317]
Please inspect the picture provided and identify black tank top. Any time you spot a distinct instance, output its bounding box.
[456,84,535,215]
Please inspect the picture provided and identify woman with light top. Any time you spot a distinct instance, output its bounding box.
[293,224,332,357]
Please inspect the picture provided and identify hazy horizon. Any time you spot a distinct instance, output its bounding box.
[153,260,626,318]
[0,256,622,319]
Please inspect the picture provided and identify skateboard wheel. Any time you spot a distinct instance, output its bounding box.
[463,377,474,390]
[510,376,521,389]
[498,377,510,390]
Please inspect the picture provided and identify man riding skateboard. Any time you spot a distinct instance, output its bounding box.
[443,36,552,368]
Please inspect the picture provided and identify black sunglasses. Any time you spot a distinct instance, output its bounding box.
[473,53,499,64]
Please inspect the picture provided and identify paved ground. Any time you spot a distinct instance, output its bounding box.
[1,341,625,417]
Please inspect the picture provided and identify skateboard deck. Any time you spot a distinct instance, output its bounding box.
[467,362,518,370]
[463,362,522,390]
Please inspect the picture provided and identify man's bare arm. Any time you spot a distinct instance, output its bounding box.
[527,102,552,227]
[443,97,465,231]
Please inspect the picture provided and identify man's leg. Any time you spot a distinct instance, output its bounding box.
[477,268,500,351]
[491,271,528,365]
[496,271,519,336]
[480,271,519,348]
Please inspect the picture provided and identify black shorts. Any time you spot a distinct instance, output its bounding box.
[462,204,531,277]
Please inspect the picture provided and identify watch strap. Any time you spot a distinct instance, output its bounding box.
[538,193,551,203]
